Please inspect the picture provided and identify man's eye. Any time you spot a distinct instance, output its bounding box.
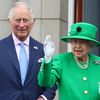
[15,19,21,23]
[23,19,29,23]
[14,19,30,23]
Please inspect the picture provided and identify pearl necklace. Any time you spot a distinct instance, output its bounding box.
[74,55,89,69]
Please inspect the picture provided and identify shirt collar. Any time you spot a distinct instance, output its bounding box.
[12,33,29,46]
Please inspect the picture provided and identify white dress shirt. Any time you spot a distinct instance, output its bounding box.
[12,33,29,61]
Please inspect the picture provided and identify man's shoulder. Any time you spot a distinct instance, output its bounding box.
[30,37,43,51]
[30,37,43,45]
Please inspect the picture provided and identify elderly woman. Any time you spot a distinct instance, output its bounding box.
[38,22,100,100]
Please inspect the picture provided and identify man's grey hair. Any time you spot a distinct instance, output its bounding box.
[8,1,35,22]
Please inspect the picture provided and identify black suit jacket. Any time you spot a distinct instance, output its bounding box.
[0,35,57,100]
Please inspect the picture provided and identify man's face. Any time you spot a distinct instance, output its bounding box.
[71,39,91,59]
[9,6,34,41]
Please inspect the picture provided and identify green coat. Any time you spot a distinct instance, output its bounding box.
[38,52,100,100]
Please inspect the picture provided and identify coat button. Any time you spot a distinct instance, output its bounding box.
[83,77,87,81]
[84,90,88,94]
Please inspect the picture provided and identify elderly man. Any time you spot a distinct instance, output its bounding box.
[0,1,57,100]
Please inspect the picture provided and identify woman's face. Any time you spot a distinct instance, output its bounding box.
[71,39,91,59]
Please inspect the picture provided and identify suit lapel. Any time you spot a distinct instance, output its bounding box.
[25,37,40,85]
[2,35,20,75]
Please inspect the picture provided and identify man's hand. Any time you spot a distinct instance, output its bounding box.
[44,35,55,63]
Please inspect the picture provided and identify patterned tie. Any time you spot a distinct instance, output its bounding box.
[19,42,28,85]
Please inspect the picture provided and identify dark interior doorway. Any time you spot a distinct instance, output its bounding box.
[74,0,100,56]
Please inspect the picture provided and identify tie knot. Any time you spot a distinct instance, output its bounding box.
[19,42,25,48]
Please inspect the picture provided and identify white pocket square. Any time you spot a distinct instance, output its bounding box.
[38,58,44,63]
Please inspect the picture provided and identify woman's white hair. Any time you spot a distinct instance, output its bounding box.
[8,1,35,22]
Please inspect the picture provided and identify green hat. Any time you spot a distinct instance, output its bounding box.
[61,22,100,46]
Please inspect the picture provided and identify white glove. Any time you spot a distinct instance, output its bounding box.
[44,35,55,63]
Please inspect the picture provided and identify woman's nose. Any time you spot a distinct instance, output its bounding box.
[75,42,80,47]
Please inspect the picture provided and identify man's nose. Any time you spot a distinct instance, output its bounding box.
[19,20,25,26]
